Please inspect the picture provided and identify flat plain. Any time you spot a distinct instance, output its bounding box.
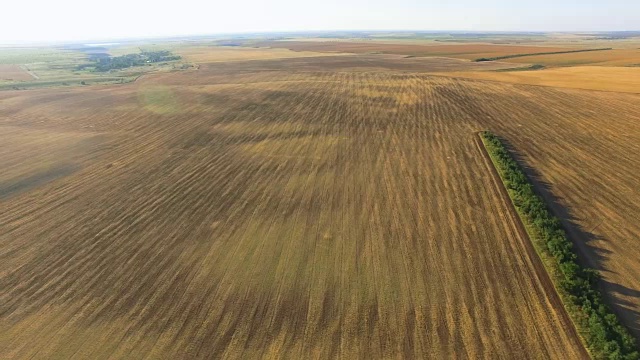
[258,40,578,60]
[0,45,185,90]
[1,42,639,358]
[176,46,351,63]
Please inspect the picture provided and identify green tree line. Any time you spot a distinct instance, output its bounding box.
[480,131,638,359]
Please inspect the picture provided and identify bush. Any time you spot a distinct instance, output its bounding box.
[480,131,638,359]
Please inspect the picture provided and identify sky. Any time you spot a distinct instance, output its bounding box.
[1,0,638,44]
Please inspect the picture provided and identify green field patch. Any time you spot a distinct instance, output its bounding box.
[137,86,182,115]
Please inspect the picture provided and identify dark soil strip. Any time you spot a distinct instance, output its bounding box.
[0,164,77,200]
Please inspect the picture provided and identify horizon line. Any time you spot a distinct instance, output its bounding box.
[2,29,639,47]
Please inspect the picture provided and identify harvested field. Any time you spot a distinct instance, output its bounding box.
[480,131,637,358]
[473,48,612,62]
[0,64,34,81]
[433,66,640,93]
[467,83,640,340]
[150,54,517,77]
[0,57,599,358]
[501,48,640,67]
[176,46,350,63]
[259,40,577,60]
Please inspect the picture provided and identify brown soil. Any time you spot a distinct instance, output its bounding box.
[0,64,34,81]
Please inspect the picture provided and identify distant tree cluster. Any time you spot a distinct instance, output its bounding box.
[141,50,181,63]
[481,131,638,360]
[79,50,181,72]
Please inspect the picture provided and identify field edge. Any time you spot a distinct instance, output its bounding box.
[478,131,639,359]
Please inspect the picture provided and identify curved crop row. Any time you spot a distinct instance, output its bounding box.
[480,130,638,360]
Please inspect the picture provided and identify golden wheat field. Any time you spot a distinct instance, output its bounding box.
[1,47,639,358]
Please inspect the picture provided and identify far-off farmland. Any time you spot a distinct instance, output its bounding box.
[1,32,640,359]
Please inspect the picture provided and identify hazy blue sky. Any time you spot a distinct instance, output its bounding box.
[1,0,637,43]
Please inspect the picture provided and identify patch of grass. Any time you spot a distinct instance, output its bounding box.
[137,86,181,115]
[0,46,186,90]
[480,130,639,360]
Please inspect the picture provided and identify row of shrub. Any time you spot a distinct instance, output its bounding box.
[475,47,612,62]
[480,131,638,359]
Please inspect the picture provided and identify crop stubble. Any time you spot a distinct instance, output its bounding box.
[0,65,34,82]
[258,40,577,61]
[3,55,636,358]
